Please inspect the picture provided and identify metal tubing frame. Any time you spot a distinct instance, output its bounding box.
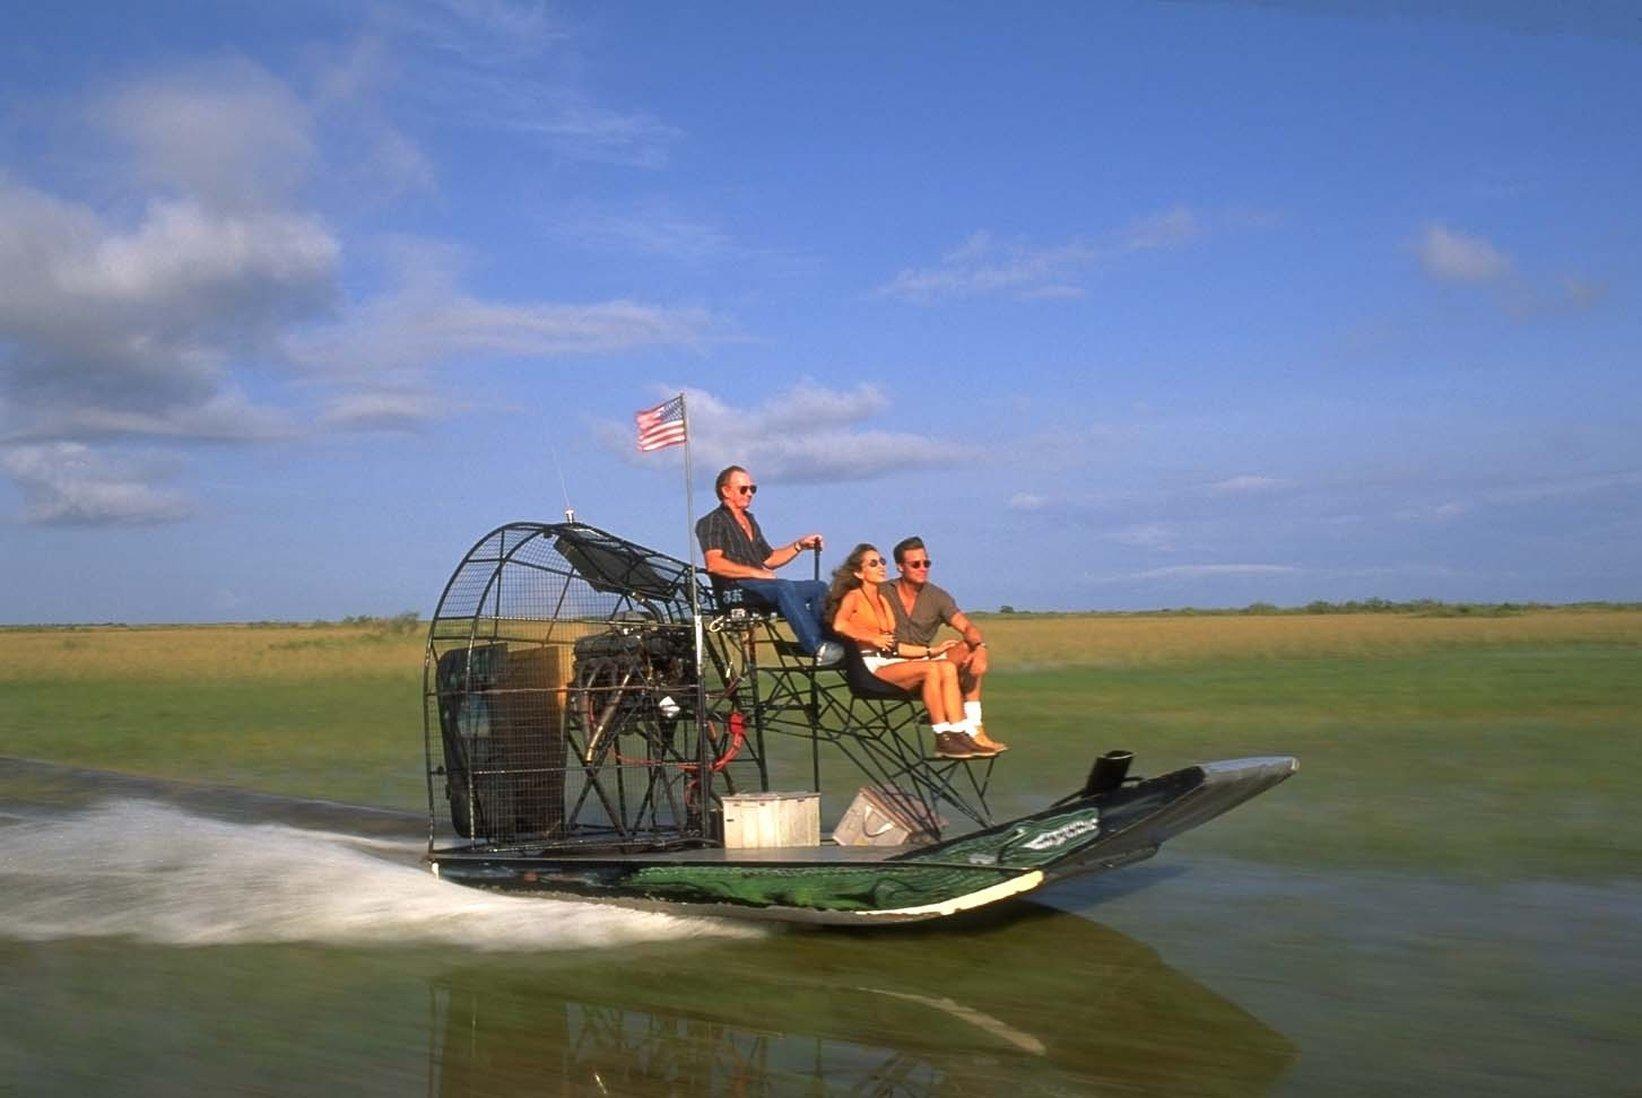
[423,521,992,856]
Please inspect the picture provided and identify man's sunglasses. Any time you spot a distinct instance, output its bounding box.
[903,560,932,569]
[735,485,758,495]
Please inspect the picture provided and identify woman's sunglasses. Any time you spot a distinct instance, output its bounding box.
[863,558,886,567]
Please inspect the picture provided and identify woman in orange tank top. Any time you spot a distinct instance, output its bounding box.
[825,543,994,759]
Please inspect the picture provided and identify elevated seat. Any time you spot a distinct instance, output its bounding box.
[703,591,995,831]
[838,643,917,701]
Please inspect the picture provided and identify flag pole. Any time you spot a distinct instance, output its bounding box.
[680,393,711,834]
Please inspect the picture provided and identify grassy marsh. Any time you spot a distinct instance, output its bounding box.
[3,611,1638,878]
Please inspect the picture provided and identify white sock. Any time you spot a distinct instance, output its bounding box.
[931,722,953,735]
[954,718,977,737]
[964,701,983,725]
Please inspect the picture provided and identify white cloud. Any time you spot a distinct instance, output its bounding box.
[1,443,192,526]
[608,382,960,483]
[1414,225,1607,317]
[290,290,720,379]
[370,2,680,168]
[758,380,889,431]
[555,206,733,260]
[379,0,565,67]
[878,206,1208,303]
[1016,283,1087,301]
[1560,276,1607,309]
[507,94,682,168]
[309,37,438,197]
[54,199,336,313]
[282,237,726,430]
[1482,469,1642,504]
[0,61,337,454]
[1120,206,1201,250]
[1207,474,1285,495]
[1,52,716,519]
[319,389,447,431]
[1008,492,1049,511]
[105,60,317,207]
[877,230,1099,302]
[0,62,343,521]
[8,392,296,443]
[0,178,337,445]
[1417,224,1513,283]
[1104,523,1178,551]
[1379,469,1642,525]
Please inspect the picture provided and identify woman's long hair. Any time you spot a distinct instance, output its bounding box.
[824,543,879,626]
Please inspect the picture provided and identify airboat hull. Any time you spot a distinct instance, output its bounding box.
[430,755,1297,925]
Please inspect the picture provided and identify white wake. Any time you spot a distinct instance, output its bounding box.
[0,800,760,950]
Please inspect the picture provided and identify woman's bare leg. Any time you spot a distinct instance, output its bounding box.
[874,662,954,724]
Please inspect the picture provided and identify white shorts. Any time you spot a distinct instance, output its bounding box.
[860,650,947,674]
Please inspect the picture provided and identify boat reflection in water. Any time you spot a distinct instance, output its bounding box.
[428,902,1295,1095]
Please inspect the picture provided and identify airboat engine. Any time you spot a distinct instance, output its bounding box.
[571,622,696,763]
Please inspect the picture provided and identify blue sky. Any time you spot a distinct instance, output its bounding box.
[1,1,1637,622]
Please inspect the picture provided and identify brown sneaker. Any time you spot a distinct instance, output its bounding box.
[971,725,1010,753]
[934,731,982,759]
[965,732,1003,757]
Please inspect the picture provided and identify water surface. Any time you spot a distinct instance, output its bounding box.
[1,762,1635,1095]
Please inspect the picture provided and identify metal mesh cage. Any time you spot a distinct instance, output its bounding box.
[423,522,761,855]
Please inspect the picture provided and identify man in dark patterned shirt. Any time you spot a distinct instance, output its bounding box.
[696,464,843,665]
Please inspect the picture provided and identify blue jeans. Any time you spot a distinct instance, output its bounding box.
[734,578,830,654]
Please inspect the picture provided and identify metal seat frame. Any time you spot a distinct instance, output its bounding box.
[703,605,995,834]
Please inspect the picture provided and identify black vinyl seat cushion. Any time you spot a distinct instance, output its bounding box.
[839,641,918,701]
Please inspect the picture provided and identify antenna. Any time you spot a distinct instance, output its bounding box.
[548,441,575,524]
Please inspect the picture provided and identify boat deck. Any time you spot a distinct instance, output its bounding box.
[437,840,924,865]
[595,842,919,863]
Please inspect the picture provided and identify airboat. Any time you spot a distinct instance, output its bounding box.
[422,521,1295,925]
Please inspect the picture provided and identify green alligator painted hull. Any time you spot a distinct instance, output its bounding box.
[430,756,1296,925]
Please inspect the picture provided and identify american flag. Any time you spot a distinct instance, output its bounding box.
[634,394,687,452]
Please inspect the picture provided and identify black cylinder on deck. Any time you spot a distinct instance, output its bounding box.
[1081,750,1135,797]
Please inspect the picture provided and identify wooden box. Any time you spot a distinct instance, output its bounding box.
[720,792,821,849]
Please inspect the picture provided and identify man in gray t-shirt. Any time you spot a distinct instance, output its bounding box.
[880,536,1005,752]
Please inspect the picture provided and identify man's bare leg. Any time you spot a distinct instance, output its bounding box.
[950,644,1006,750]
[877,659,994,758]
[951,644,987,701]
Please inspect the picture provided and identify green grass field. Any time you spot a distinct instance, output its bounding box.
[3,611,1638,879]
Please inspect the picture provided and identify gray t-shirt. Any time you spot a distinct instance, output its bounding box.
[880,581,960,645]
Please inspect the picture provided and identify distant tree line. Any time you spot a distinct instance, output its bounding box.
[985,599,1642,618]
[338,612,422,633]
[10,601,1642,630]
